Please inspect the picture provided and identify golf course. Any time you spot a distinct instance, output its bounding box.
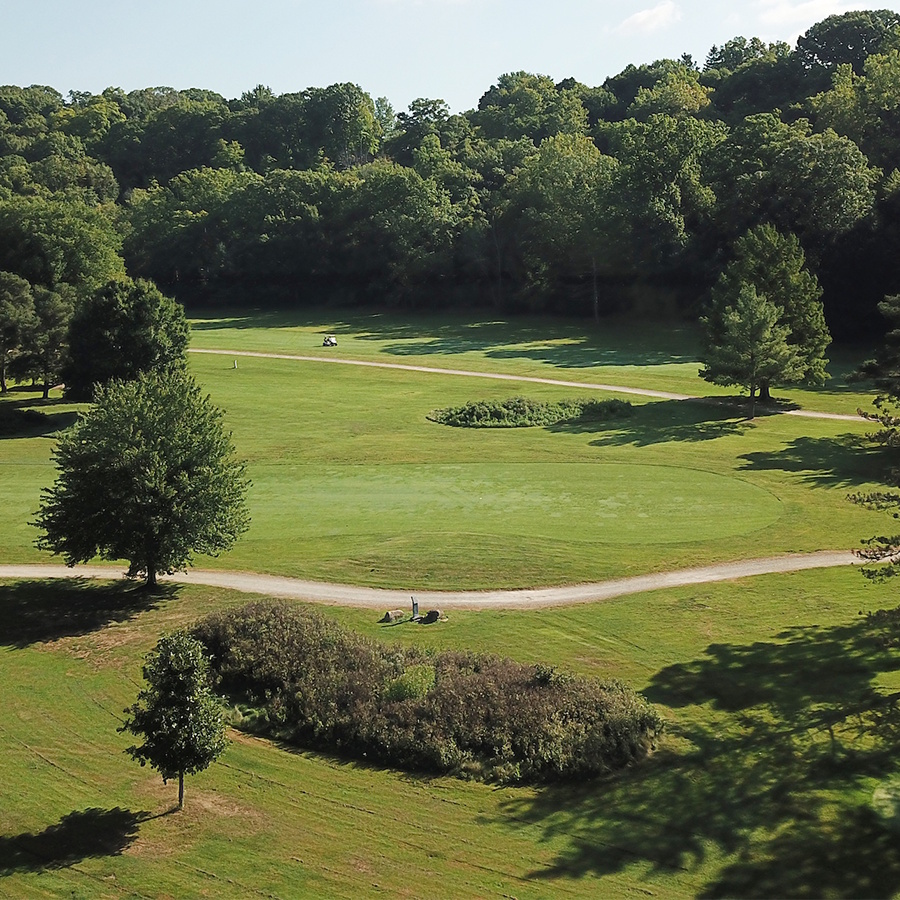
[3,309,900,898]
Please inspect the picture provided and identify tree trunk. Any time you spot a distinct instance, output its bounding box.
[42,379,50,400]
[749,384,757,419]
[146,565,157,589]
[178,771,184,810]
[758,380,771,403]
[591,255,599,323]
[0,362,7,394]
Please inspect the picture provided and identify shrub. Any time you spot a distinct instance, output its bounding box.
[428,396,633,428]
[194,602,663,783]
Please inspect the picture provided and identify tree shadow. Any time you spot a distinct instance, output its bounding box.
[0,807,146,875]
[0,579,172,648]
[738,434,888,489]
[0,405,78,439]
[495,610,900,897]
[549,398,754,446]
[189,309,699,369]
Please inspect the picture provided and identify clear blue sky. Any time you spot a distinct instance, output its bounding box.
[2,0,898,114]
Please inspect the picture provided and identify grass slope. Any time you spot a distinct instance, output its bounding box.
[2,570,900,898]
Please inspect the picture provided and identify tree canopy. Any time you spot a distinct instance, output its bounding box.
[34,369,250,586]
[120,631,227,810]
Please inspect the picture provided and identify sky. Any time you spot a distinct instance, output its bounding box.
[2,0,899,114]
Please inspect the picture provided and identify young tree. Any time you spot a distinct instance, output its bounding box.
[701,283,802,416]
[705,225,831,402]
[34,369,250,587]
[62,277,189,401]
[120,631,227,810]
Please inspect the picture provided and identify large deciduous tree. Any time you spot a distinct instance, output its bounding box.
[120,631,226,810]
[62,277,189,400]
[34,369,250,586]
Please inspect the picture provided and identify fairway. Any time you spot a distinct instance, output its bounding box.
[252,461,781,544]
[0,311,889,588]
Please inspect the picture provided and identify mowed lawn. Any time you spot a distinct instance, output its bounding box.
[3,568,900,898]
[189,308,873,417]
[0,310,890,588]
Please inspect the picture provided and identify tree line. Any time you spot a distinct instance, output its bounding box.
[0,9,899,349]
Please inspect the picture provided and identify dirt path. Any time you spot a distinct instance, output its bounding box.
[0,552,860,609]
[189,348,864,422]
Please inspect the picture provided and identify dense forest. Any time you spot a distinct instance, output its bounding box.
[2,9,900,344]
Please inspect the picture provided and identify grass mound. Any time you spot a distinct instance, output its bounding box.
[194,601,663,783]
[428,396,633,427]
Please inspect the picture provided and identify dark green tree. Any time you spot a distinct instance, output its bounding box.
[34,369,250,586]
[17,284,74,399]
[851,294,900,577]
[0,271,35,393]
[701,282,802,416]
[62,278,189,400]
[706,225,830,402]
[120,631,226,810]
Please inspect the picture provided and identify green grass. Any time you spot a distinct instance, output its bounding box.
[0,312,891,587]
[189,308,877,418]
[3,569,900,898]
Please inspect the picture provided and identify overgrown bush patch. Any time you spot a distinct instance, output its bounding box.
[428,396,633,427]
[193,601,663,783]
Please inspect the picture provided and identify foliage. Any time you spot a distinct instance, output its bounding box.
[194,601,663,783]
[120,631,227,809]
[704,225,830,402]
[34,369,250,586]
[701,283,802,415]
[428,396,632,427]
[62,277,189,400]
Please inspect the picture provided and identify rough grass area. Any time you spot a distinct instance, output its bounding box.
[3,570,900,898]
[194,601,662,782]
[428,396,633,427]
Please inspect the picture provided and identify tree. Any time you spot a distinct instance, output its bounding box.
[62,277,189,400]
[700,283,802,416]
[0,271,35,393]
[34,369,250,586]
[120,631,226,810]
[706,225,831,402]
[796,10,900,76]
[17,284,74,398]
[850,294,900,577]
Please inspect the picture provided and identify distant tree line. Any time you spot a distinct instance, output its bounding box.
[1,8,900,358]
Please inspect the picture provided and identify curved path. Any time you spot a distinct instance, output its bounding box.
[190,348,864,422]
[0,552,860,609]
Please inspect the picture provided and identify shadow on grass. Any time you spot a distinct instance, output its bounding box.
[0,807,146,875]
[738,434,888,489]
[550,398,754,445]
[0,406,78,439]
[190,309,699,369]
[498,611,900,897]
[0,579,173,648]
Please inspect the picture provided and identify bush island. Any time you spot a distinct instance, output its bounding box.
[428,396,633,427]
[193,601,663,783]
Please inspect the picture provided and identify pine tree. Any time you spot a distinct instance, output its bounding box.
[701,283,802,417]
